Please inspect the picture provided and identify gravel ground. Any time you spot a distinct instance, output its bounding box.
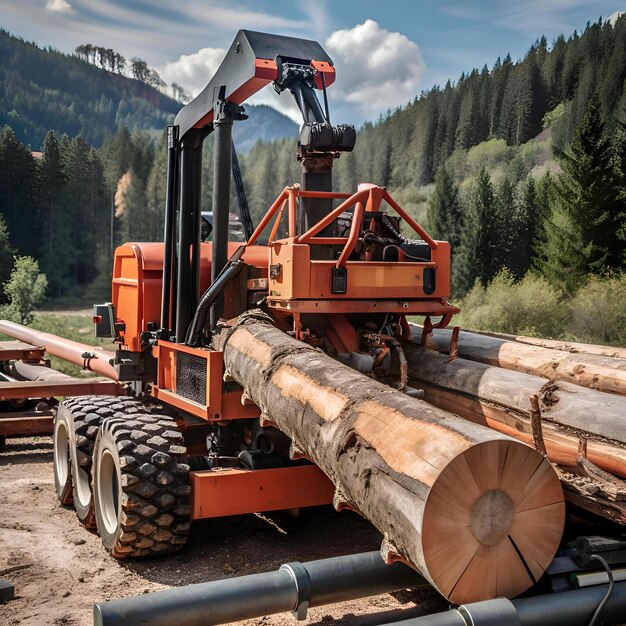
[0,437,445,626]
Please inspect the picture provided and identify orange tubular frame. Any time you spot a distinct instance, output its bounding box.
[251,185,440,270]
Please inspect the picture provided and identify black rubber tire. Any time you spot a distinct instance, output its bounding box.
[92,413,191,558]
[57,396,153,527]
[53,404,74,505]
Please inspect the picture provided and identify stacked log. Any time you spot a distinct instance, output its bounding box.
[417,327,626,396]
[213,311,565,604]
[403,329,626,524]
[465,329,626,360]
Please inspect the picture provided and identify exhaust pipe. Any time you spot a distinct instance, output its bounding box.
[93,551,424,626]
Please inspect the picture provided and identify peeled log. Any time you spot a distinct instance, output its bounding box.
[213,312,565,604]
[402,346,626,478]
[418,327,626,396]
[464,329,626,360]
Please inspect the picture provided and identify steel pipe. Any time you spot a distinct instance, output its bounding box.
[210,100,234,330]
[0,320,118,380]
[160,124,179,334]
[9,360,74,382]
[384,582,626,626]
[93,551,423,626]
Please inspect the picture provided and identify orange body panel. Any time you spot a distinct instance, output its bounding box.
[152,340,260,421]
[193,59,278,129]
[268,240,452,301]
[112,242,268,352]
[190,465,334,520]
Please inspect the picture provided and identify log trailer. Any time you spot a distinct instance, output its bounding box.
[2,29,626,623]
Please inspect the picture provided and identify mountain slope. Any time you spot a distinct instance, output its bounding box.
[234,104,297,152]
[0,29,296,150]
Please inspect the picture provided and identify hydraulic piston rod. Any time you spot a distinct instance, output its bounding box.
[93,551,424,626]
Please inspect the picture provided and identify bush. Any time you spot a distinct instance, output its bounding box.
[567,272,626,346]
[1,256,48,324]
[454,270,567,338]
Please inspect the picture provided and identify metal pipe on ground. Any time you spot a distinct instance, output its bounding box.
[0,320,118,381]
[93,551,424,626]
[9,360,75,382]
[382,582,626,626]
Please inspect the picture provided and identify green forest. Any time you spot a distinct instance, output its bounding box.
[0,17,625,344]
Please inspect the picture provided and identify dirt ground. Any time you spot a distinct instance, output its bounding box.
[0,437,445,626]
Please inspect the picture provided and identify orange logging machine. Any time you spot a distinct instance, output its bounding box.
[53,30,457,557]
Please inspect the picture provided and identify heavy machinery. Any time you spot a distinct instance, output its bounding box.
[4,28,626,623]
[42,29,458,559]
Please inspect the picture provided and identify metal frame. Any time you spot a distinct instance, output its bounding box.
[190,465,334,520]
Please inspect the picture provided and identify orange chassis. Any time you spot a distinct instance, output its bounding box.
[113,185,458,521]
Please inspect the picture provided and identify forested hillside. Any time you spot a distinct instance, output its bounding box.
[0,29,296,150]
[0,17,625,343]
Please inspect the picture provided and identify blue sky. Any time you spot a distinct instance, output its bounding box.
[1,1,624,124]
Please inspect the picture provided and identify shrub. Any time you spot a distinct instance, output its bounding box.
[567,272,626,346]
[454,270,567,338]
[1,256,48,324]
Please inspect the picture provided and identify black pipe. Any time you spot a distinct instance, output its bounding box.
[189,138,204,316]
[175,129,207,342]
[210,100,235,330]
[160,125,178,334]
[383,582,626,626]
[301,155,335,244]
[231,141,253,240]
[93,551,424,626]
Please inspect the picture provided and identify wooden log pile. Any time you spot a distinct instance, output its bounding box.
[213,311,565,604]
[419,327,626,396]
[405,325,626,525]
[464,329,626,360]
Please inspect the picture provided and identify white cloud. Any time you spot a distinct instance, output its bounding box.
[324,20,425,117]
[158,19,426,124]
[46,0,74,14]
[159,47,226,97]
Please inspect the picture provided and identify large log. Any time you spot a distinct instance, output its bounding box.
[417,326,626,396]
[465,329,626,360]
[402,345,626,523]
[213,312,565,604]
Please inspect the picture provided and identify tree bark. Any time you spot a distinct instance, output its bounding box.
[402,345,626,523]
[463,329,626,360]
[417,326,626,396]
[213,311,564,604]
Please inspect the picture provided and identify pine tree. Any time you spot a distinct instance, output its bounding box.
[494,178,515,273]
[0,215,14,301]
[539,98,625,290]
[39,131,72,296]
[453,168,497,295]
[427,166,463,254]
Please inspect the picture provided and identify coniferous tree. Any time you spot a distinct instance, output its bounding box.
[454,168,497,295]
[494,178,516,273]
[427,166,463,254]
[0,215,14,301]
[0,126,39,257]
[39,131,72,295]
[539,98,625,290]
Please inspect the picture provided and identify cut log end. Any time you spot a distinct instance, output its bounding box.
[422,439,565,604]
